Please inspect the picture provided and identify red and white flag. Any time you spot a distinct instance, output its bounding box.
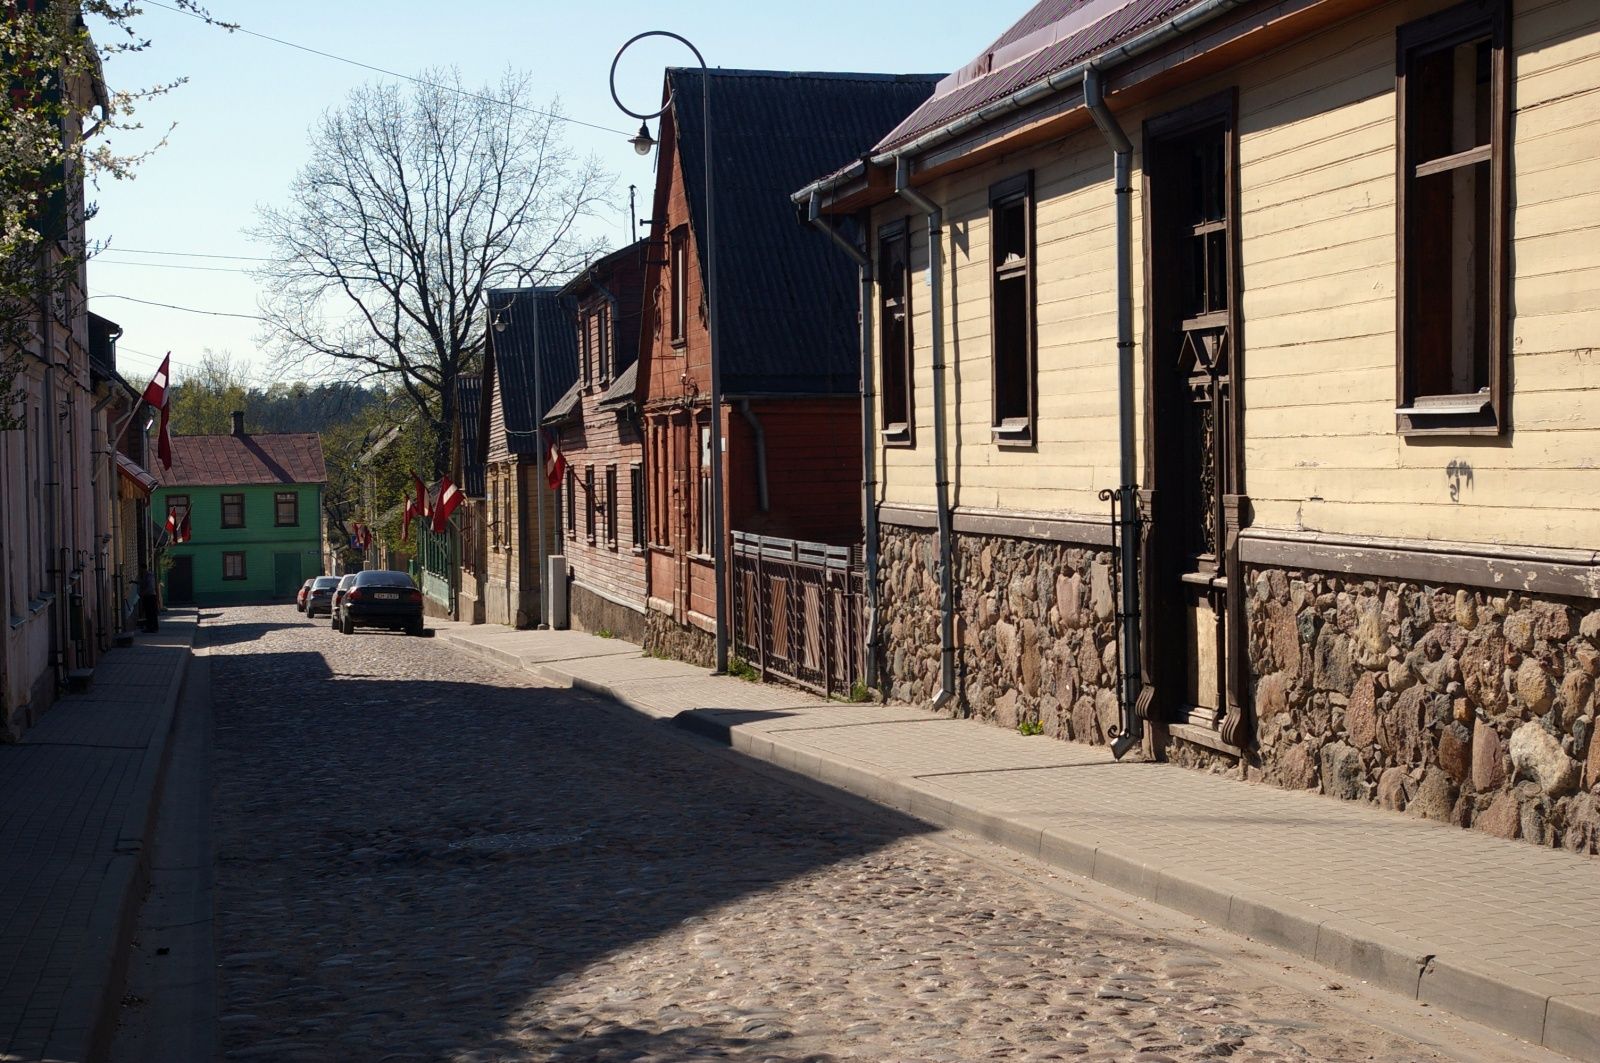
[542,428,566,492]
[400,498,416,544]
[178,510,190,544]
[412,472,431,520]
[141,354,174,471]
[164,506,178,540]
[431,477,463,533]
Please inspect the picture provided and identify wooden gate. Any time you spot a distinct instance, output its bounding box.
[730,532,865,698]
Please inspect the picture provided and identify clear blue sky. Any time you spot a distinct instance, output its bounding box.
[87,1,1015,389]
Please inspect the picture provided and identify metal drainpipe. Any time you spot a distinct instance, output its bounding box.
[806,192,880,689]
[892,158,956,711]
[1084,66,1145,760]
[735,401,769,512]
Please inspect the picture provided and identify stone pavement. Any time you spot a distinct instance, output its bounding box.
[0,611,195,1062]
[436,619,1600,1061]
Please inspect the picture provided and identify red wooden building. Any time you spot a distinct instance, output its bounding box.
[636,68,940,665]
[543,241,651,642]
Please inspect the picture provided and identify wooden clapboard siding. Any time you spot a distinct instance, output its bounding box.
[872,0,1600,552]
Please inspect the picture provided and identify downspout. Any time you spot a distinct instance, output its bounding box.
[735,401,769,512]
[1084,66,1145,760]
[806,191,879,689]
[892,158,956,712]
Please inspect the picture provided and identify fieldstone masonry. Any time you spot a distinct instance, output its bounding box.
[644,609,715,669]
[1229,567,1600,853]
[878,523,1600,854]
[879,527,1122,746]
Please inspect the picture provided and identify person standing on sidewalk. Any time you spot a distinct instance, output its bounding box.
[139,567,160,633]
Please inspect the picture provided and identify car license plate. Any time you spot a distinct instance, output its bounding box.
[375,592,399,600]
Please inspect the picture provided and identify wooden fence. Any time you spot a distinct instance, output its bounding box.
[730,531,866,698]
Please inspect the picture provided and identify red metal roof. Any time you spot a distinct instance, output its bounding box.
[165,432,326,487]
[875,0,1201,153]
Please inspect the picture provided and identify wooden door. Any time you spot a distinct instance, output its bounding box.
[1143,93,1251,751]
[169,555,194,604]
[273,552,300,598]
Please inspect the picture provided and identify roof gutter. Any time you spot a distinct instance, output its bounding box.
[793,0,1254,205]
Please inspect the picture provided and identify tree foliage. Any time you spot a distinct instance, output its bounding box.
[253,69,612,477]
[1,1,227,429]
[165,349,377,437]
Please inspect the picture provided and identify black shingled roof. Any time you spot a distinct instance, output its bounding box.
[483,287,578,458]
[667,68,940,396]
[455,374,484,498]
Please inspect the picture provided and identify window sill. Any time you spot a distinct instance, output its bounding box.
[992,418,1033,447]
[881,424,914,448]
[670,338,687,352]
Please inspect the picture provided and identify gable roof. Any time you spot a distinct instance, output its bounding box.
[561,239,649,381]
[482,287,578,457]
[165,433,326,487]
[666,68,941,397]
[875,0,1201,153]
[456,374,485,498]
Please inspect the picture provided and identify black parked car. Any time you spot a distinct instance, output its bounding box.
[329,573,359,628]
[336,570,424,636]
[304,576,341,618]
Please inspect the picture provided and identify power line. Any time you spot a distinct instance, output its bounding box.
[143,0,637,139]
[89,291,264,321]
[97,258,255,274]
[101,246,274,262]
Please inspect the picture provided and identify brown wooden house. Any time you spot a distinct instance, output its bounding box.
[477,288,578,628]
[543,241,651,642]
[636,68,941,665]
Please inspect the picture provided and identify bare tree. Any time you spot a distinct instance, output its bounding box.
[252,69,612,476]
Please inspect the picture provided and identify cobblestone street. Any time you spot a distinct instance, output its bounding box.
[207,604,1516,1062]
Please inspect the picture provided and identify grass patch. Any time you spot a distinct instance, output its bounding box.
[1017,719,1044,737]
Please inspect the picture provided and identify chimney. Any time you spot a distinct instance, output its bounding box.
[231,411,245,437]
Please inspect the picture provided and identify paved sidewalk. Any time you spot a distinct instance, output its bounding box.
[437,619,1600,1061]
[0,612,195,1063]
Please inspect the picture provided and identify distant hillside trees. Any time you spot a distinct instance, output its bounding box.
[167,350,379,437]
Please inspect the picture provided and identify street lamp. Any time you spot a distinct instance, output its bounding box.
[610,31,728,674]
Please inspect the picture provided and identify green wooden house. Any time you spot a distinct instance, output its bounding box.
[153,412,326,606]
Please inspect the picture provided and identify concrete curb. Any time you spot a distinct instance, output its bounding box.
[57,612,197,1063]
[437,630,1600,1059]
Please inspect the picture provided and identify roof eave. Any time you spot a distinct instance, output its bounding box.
[797,0,1282,205]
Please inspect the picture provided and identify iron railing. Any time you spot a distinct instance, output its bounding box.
[730,531,865,698]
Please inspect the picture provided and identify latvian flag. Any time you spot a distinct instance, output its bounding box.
[165,505,190,544]
[542,428,566,492]
[431,476,463,533]
[141,354,174,471]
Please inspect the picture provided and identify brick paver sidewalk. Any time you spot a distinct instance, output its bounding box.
[437,619,1600,1061]
[0,612,195,1062]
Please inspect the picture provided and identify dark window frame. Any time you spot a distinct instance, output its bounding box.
[605,464,619,549]
[581,308,594,388]
[878,218,915,447]
[220,492,246,529]
[585,465,597,544]
[1395,0,1510,436]
[598,304,612,385]
[222,551,246,581]
[989,172,1037,447]
[565,468,577,535]
[630,462,646,553]
[669,226,689,347]
[274,491,298,527]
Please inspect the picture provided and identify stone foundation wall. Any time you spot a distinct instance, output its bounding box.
[878,527,1121,744]
[1238,567,1600,853]
[644,609,715,669]
[569,582,649,646]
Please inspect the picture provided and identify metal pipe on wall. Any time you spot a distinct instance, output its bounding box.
[735,401,769,513]
[1084,65,1145,760]
[804,192,880,688]
[892,158,956,711]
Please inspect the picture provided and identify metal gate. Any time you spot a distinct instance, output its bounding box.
[730,531,865,698]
